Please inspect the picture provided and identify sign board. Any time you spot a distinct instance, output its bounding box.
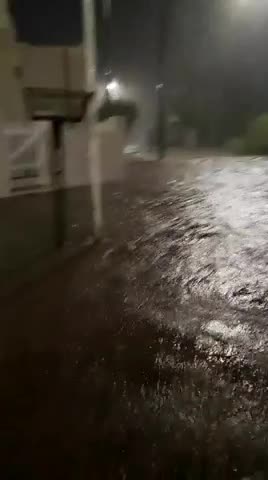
[24,88,92,123]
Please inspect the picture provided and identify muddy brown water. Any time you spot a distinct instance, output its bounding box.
[1,154,268,479]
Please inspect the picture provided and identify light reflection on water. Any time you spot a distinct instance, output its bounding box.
[143,157,268,309]
[124,157,268,363]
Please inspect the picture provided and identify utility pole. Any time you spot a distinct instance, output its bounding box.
[102,0,112,84]
[156,0,173,160]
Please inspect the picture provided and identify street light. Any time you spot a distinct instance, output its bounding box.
[106,79,121,99]
[155,0,174,160]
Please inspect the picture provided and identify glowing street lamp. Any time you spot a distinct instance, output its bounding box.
[106,79,121,99]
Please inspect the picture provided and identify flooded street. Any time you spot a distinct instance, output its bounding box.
[1,153,268,479]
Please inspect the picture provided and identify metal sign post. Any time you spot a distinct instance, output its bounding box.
[156,0,175,160]
[25,87,93,247]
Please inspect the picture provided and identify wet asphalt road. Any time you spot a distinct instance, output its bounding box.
[1,153,268,479]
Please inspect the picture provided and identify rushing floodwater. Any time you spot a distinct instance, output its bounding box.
[2,154,268,479]
[125,157,268,346]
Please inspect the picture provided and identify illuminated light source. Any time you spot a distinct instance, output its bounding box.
[106,79,121,98]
